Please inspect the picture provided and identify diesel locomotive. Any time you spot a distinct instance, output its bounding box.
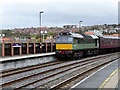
[56,32,120,59]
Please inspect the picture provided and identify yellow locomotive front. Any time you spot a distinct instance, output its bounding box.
[56,32,73,58]
[56,44,72,50]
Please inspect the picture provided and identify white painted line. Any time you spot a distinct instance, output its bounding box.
[71,59,118,89]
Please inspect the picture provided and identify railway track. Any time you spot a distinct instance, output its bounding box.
[49,58,119,90]
[0,60,63,78]
[0,52,119,89]
[38,53,119,89]
[1,52,118,77]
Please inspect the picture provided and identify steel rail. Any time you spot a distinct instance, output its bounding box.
[0,52,119,89]
[1,52,118,78]
[49,58,119,90]
[1,55,112,88]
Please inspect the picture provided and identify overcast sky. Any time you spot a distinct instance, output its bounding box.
[0,0,119,29]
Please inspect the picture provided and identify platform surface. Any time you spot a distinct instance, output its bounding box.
[0,52,55,62]
[71,59,119,89]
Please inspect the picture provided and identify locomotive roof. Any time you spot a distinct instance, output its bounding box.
[59,32,99,39]
[70,32,84,38]
[87,34,98,39]
[101,36,119,39]
[58,32,83,38]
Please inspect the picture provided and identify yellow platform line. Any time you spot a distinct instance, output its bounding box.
[98,67,120,90]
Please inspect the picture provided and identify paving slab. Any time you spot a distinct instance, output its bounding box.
[71,59,119,89]
[0,52,55,62]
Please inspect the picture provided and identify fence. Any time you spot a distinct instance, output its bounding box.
[1,43,56,57]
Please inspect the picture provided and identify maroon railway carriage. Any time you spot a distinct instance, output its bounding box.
[99,36,120,50]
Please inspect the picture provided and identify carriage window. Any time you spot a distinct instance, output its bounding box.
[78,39,83,44]
[82,39,85,44]
[89,39,92,43]
[78,39,80,44]
[83,39,88,44]
[80,39,83,44]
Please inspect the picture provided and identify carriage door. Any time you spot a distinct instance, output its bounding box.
[95,39,99,47]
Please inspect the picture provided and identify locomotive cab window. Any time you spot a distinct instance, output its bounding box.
[56,37,61,43]
[56,35,73,44]
[61,36,67,43]
[68,37,73,43]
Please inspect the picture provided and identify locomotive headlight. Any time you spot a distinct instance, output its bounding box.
[68,51,72,53]
[59,51,62,53]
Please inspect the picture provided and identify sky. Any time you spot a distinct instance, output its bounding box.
[0,0,119,29]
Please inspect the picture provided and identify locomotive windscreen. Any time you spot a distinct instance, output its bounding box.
[56,36,73,43]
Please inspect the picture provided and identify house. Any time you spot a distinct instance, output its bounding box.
[45,36,56,43]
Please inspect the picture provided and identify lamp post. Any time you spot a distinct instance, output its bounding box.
[79,21,82,34]
[40,11,44,43]
[43,31,47,42]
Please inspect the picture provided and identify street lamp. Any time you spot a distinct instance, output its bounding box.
[79,21,82,34]
[40,11,44,43]
[41,31,47,42]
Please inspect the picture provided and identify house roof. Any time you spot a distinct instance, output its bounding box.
[113,34,119,37]
[104,35,110,36]
[0,38,11,40]
[104,34,119,37]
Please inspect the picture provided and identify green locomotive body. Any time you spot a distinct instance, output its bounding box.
[56,32,99,58]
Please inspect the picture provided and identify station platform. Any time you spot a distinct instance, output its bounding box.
[0,52,55,62]
[71,59,119,89]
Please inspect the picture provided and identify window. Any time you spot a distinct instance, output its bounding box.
[61,36,68,43]
[56,37,61,43]
[57,36,73,43]
[68,37,73,43]
[95,39,97,46]
[74,38,78,44]
[78,39,83,44]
